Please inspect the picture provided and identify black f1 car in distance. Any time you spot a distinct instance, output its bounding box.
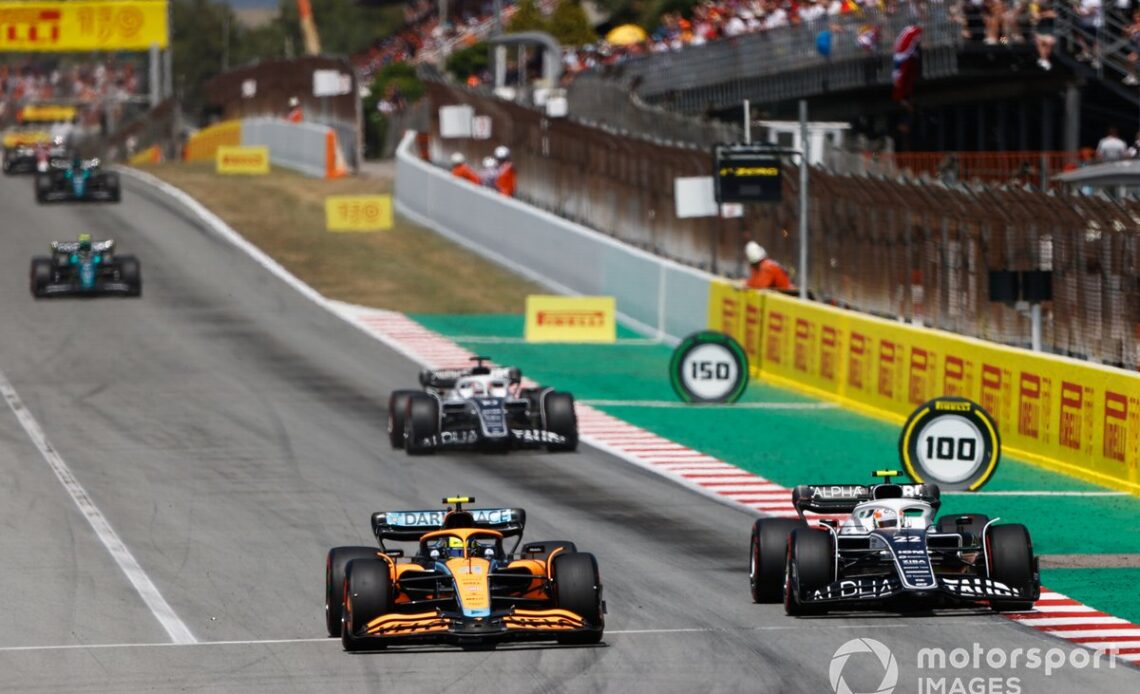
[327,496,604,650]
[30,235,141,298]
[749,471,1040,615]
[35,157,120,203]
[387,357,578,454]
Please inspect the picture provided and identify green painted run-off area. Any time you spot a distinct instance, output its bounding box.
[412,314,1140,623]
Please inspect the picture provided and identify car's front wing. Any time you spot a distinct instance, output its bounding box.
[798,575,1037,606]
[415,428,569,450]
[353,607,597,644]
[39,281,136,297]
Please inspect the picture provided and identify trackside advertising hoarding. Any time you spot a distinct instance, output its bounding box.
[708,282,1139,494]
[0,1,169,52]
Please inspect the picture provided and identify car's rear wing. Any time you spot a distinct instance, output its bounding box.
[371,507,527,542]
[419,366,521,390]
[51,240,114,253]
[793,483,941,515]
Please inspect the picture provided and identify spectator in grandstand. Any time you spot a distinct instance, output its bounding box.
[1127,130,1140,157]
[449,152,481,183]
[1123,9,1140,84]
[493,145,517,196]
[741,241,794,291]
[286,97,304,123]
[1096,126,1128,161]
[1033,0,1059,70]
[1075,0,1105,68]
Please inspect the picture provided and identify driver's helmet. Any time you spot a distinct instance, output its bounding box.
[77,233,92,252]
[71,154,82,168]
[872,508,899,530]
[488,380,508,397]
[458,379,487,399]
[444,535,465,558]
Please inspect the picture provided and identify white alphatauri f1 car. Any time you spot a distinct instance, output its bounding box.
[387,357,578,455]
[750,471,1040,615]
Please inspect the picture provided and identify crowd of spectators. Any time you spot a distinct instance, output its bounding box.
[0,59,143,127]
[353,0,531,80]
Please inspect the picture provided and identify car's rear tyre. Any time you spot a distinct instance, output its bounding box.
[29,256,52,297]
[326,546,378,637]
[543,391,578,452]
[105,173,121,202]
[117,255,141,297]
[342,558,393,651]
[34,174,51,203]
[552,552,603,644]
[784,529,834,616]
[404,393,439,455]
[936,513,990,546]
[524,540,577,560]
[387,390,417,449]
[750,518,807,603]
[986,524,1036,612]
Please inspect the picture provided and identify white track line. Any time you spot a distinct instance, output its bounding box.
[0,369,196,645]
[942,491,1128,497]
[580,399,838,410]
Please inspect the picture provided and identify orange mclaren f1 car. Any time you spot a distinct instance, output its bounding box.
[326,497,605,650]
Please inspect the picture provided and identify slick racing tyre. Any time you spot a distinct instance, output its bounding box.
[404,393,439,455]
[387,390,418,449]
[552,552,603,645]
[29,257,52,297]
[34,174,52,203]
[784,529,834,616]
[750,518,807,603]
[542,391,578,452]
[341,558,393,651]
[105,172,121,202]
[936,513,990,546]
[985,524,1037,612]
[117,255,142,297]
[524,540,577,560]
[326,546,378,637]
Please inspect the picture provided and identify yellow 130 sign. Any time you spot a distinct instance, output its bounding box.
[325,195,393,232]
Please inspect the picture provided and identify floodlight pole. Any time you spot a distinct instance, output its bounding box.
[798,99,809,300]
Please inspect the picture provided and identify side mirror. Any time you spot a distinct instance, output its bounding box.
[383,548,404,559]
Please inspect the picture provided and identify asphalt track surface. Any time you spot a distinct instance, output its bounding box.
[0,173,1135,694]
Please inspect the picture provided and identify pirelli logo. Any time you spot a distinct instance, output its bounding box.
[1103,391,1128,463]
[526,295,615,343]
[536,310,605,327]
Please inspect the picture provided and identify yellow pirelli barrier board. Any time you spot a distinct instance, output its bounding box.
[707,280,764,376]
[0,1,169,52]
[525,295,616,343]
[325,195,393,232]
[215,146,269,175]
[721,291,1140,493]
[183,120,241,162]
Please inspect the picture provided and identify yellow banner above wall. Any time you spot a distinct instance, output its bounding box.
[18,104,76,122]
[525,295,616,343]
[0,1,169,52]
[325,195,393,232]
[215,145,269,175]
